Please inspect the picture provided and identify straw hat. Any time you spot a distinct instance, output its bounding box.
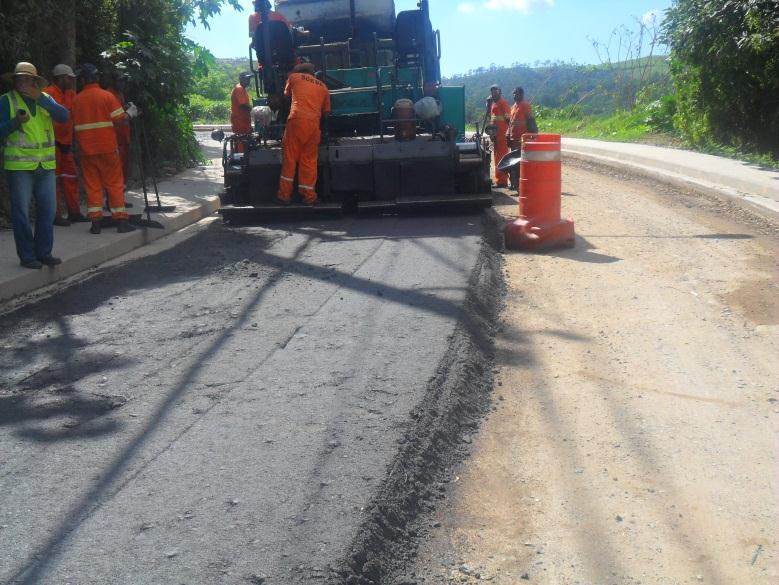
[292,62,316,74]
[2,62,48,87]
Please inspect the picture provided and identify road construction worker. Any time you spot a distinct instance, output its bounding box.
[507,86,534,150]
[249,0,291,35]
[506,86,535,190]
[0,62,68,269]
[231,72,253,135]
[486,84,510,188]
[72,63,135,234]
[105,70,132,189]
[276,62,330,206]
[43,64,88,226]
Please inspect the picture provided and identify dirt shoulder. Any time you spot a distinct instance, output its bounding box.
[412,160,779,585]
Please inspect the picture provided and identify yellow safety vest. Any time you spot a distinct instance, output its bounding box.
[3,90,56,171]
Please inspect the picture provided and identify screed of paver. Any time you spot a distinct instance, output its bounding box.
[413,161,778,585]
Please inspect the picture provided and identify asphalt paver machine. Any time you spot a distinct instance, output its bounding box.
[217,0,492,221]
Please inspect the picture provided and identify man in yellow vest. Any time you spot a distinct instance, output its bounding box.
[1,62,69,269]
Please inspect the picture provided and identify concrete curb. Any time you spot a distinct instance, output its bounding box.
[0,195,220,303]
[562,147,779,221]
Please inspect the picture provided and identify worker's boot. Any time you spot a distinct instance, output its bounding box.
[89,221,102,235]
[117,219,136,233]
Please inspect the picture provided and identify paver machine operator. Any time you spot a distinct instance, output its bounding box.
[215,0,492,221]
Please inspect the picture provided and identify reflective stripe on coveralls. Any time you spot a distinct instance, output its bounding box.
[81,151,127,220]
[490,96,511,186]
[3,91,56,170]
[277,117,320,203]
[276,72,331,203]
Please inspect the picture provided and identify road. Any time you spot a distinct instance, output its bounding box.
[413,159,778,585]
[0,213,499,584]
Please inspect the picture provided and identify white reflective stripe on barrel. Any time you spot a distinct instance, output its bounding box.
[521,150,561,162]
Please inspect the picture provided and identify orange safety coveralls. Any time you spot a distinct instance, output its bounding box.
[230,84,252,134]
[72,83,128,221]
[43,84,79,215]
[277,72,331,204]
[108,87,131,185]
[490,96,511,187]
[509,100,533,149]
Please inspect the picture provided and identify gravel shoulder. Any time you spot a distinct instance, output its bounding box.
[412,159,779,585]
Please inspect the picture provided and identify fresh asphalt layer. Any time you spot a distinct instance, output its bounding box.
[0,213,499,585]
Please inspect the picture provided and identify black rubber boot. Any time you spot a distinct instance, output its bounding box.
[90,221,102,235]
[117,219,137,233]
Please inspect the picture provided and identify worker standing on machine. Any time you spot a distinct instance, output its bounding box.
[486,84,510,188]
[231,72,253,152]
[72,63,134,235]
[275,62,331,206]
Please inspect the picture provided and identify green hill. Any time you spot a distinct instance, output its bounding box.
[444,56,671,125]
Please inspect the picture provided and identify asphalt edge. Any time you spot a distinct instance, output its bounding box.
[330,209,506,585]
[562,149,779,222]
[0,195,221,304]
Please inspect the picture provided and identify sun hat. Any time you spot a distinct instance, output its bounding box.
[2,62,48,87]
[52,64,76,78]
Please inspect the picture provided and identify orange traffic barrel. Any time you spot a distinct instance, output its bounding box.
[504,133,575,251]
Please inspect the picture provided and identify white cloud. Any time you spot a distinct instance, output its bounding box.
[484,0,554,12]
[457,2,476,13]
[641,9,659,26]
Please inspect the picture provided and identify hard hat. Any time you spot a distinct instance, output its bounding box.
[490,84,500,90]
[52,64,76,78]
[76,63,99,78]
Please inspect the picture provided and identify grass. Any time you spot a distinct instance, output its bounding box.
[526,106,779,170]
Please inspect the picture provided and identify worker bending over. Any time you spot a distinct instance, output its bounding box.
[487,84,510,188]
[276,62,331,206]
[72,63,134,234]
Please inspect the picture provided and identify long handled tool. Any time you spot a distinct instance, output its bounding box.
[129,116,166,229]
[137,116,176,214]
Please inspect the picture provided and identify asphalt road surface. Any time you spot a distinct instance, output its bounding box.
[0,213,500,584]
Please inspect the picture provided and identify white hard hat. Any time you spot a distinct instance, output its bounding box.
[52,64,76,78]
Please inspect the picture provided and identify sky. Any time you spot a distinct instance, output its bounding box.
[185,0,675,77]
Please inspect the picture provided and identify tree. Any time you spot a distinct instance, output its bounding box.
[663,0,779,155]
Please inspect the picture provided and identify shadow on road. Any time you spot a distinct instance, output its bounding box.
[3,212,491,584]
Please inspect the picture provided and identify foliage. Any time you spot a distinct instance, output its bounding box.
[663,0,779,156]
[448,57,672,127]
[588,12,666,109]
[186,94,230,123]
[97,0,245,169]
[191,58,245,101]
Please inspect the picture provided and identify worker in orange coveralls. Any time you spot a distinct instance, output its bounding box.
[231,72,253,153]
[72,63,135,235]
[486,84,510,188]
[507,86,534,149]
[105,70,132,189]
[43,64,88,225]
[249,0,291,36]
[275,62,330,206]
[507,86,534,189]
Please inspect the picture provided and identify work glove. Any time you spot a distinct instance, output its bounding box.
[125,102,139,118]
